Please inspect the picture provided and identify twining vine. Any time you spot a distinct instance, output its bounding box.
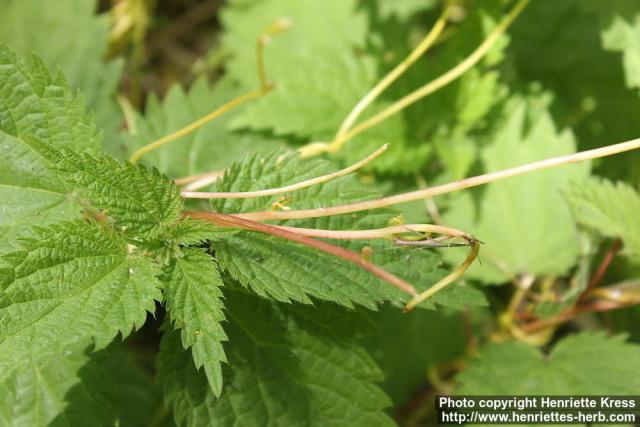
[129,0,640,314]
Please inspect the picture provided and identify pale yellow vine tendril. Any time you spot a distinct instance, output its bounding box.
[591,280,640,304]
[403,238,480,311]
[186,211,478,304]
[130,91,264,164]
[174,170,225,188]
[117,94,139,135]
[181,144,388,199]
[416,174,443,224]
[239,137,640,221]
[393,236,468,248]
[257,18,292,91]
[334,0,456,140]
[505,274,535,318]
[129,19,291,164]
[298,0,529,158]
[266,222,470,241]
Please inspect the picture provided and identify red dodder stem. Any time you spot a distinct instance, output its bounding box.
[521,300,638,333]
[580,240,623,302]
[186,211,418,296]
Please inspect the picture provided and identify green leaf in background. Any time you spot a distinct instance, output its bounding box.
[363,305,466,407]
[375,0,438,21]
[457,332,640,394]
[509,0,640,182]
[531,232,597,319]
[601,11,640,90]
[3,0,640,423]
[354,0,508,175]
[0,0,123,151]
[89,345,162,427]
[0,346,115,427]
[0,343,160,427]
[163,248,227,397]
[567,177,640,260]
[0,221,161,378]
[158,291,394,427]
[129,77,284,178]
[0,44,99,252]
[221,0,375,140]
[213,151,485,309]
[610,306,640,344]
[442,94,589,283]
[343,103,426,175]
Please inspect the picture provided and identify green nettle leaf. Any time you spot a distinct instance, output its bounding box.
[0,0,123,151]
[4,1,640,423]
[375,0,438,21]
[171,218,231,246]
[157,291,395,427]
[94,346,163,427]
[0,44,99,252]
[442,95,590,283]
[54,151,183,240]
[509,0,640,183]
[163,248,228,397]
[610,305,640,343]
[0,346,114,427]
[457,332,640,394]
[0,220,162,378]
[567,177,640,260]
[362,305,466,406]
[29,142,183,240]
[221,0,376,140]
[340,100,432,175]
[601,12,640,90]
[129,77,284,178]
[212,151,485,309]
[0,343,161,427]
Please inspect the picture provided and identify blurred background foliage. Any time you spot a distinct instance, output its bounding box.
[2,0,640,425]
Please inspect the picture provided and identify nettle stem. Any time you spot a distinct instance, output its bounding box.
[238,137,640,221]
[181,144,388,199]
